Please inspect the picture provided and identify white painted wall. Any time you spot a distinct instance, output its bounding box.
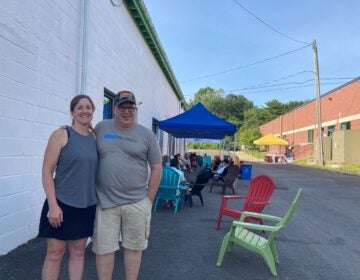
[0,0,180,255]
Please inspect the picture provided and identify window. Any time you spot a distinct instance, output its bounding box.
[307,129,314,143]
[341,121,351,130]
[152,118,163,153]
[103,89,116,119]
[152,118,159,135]
[327,125,335,136]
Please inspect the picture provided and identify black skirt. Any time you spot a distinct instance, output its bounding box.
[38,199,96,240]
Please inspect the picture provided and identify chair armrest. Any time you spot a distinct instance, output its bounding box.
[159,185,181,190]
[240,211,282,222]
[178,185,189,191]
[220,195,245,209]
[222,195,245,202]
[248,200,271,206]
[232,220,280,232]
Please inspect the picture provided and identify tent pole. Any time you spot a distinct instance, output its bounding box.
[233,133,237,164]
[167,135,171,156]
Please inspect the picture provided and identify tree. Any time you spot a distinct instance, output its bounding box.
[236,126,261,147]
[242,108,273,128]
[284,100,306,112]
[189,87,222,107]
[263,99,306,119]
[264,99,286,118]
[190,87,253,128]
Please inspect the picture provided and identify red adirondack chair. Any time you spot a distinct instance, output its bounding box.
[216,174,275,229]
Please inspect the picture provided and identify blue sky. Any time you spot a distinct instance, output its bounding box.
[142,0,360,106]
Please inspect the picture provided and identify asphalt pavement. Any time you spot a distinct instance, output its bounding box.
[1,162,359,280]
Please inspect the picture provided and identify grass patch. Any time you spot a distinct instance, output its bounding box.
[337,163,360,174]
[244,150,267,160]
[293,158,360,175]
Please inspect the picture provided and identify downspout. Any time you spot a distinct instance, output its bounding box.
[79,0,89,95]
[80,1,90,250]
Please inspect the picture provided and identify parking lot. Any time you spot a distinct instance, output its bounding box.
[1,162,359,279]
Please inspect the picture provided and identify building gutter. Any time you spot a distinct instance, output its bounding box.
[79,0,89,95]
[123,0,185,108]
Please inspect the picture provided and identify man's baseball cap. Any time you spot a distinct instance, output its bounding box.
[115,91,136,106]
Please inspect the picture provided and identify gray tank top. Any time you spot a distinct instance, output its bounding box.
[54,127,98,208]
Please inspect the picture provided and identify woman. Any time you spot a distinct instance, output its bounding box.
[38,95,98,280]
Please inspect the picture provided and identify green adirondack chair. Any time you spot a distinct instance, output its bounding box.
[216,189,302,276]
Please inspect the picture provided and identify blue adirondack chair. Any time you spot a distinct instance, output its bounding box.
[153,166,181,214]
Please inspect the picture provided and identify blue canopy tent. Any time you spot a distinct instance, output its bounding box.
[159,103,237,139]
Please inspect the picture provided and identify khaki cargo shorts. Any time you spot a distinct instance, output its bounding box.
[92,197,152,255]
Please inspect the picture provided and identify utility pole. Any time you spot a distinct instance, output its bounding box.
[312,40,324,166]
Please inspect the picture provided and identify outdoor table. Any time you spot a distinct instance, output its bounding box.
[265,154,286,163]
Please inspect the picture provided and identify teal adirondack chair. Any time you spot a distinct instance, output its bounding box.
[216,189,302,276]
[153,167,181,214]
[203,155,212,168]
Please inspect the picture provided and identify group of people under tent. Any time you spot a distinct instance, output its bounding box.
[162,152,238,183]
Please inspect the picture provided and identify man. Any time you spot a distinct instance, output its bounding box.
[213,158,230,181]
[92,90,162,280]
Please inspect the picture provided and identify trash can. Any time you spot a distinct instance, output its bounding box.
[240,164,252,180]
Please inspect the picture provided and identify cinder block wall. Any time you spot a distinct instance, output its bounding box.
[0,1,179,255]
[0,1,82,255]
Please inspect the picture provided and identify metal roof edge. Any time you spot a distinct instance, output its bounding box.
[123,0,185,107]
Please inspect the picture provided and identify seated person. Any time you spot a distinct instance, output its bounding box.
[213,158,230,181]
[162,154,170,167]
[174,153,185,172]
[184,152,192,173]
[189,153,198,171]
[212,156,222,172]
[168,158,187,208]
[170,158,186,184]
[279,154,288,164]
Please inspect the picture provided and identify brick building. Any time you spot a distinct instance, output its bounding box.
[259,77,360,160]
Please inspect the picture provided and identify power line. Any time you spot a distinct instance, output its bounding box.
[238,79,316,90]
[227,77,357,91]
[181,44,312,83]
[320,77,357,80]
[232,0,310,45]
[226,82,345,95]
[181,76,356,98]
[246,71,313,88]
